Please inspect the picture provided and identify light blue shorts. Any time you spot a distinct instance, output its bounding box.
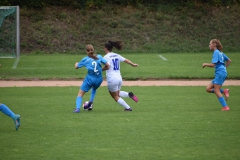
[80,75,103,92]
[212,72,227,85]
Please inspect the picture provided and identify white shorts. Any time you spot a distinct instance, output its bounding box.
[107,76,122,92]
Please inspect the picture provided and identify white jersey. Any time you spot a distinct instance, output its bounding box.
[104,52,125,82]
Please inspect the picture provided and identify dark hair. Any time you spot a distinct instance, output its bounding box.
[104,41,123,51]
[86,44,98,60]
[211,39,223,51]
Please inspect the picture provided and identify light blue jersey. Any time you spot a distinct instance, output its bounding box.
[77,54,108,92]
[211,49,229,74]
[77,54,107,77]
[211,49,229,85]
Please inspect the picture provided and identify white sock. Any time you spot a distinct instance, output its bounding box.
[117,98,130,109]
[119,91,129,98]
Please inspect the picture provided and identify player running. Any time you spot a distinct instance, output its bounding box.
[202,39,231,111]
[103,41,138,111]
[73,44,110,113]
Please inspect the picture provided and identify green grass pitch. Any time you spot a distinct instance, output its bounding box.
[1,86,240,160]
[0,53,239,80]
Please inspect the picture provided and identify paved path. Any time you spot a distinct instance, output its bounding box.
[0,80,240,87]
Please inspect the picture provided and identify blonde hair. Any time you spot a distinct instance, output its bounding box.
[211,39,223,51]
[86,44,98,60]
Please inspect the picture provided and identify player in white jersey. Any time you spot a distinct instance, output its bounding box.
[103,41,138,111]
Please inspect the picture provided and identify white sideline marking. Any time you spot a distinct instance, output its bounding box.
[12,58,20,69]
[158,55,167,61]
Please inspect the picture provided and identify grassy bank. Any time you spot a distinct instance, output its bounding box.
[19,5,240,54]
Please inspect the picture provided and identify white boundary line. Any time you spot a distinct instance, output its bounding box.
[158,55,167,61]
[12,58,20,69]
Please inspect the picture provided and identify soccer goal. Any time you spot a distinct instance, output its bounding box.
[0,6,20,58]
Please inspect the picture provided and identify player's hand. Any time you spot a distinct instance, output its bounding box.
[202,63,206,68]
[132,63,138,67]
[75,62,78,69]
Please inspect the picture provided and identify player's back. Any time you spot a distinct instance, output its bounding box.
[80,55,104,77]
[104,52,125,80]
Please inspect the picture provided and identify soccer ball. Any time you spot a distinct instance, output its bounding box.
[83,101,93,111]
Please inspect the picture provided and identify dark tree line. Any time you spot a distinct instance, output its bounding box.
[1,0,239,8]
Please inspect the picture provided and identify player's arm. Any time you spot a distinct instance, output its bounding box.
[102,62,110,71]
[124,59,138,67]
[225,59,231,68]
[202,63,215,68]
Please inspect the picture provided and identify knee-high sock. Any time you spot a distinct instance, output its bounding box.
[0,104,15,119]
[76,96,82,109]
[119,91,129,98]
[218,97,227,107]
[90,88,97,103]
[117,98,130,109]
[212,89,224,93]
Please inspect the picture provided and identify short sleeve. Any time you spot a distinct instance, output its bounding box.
[223,53,229,62]
[118,55,126,62]
[77,57,87,68]
[211,50,219,64]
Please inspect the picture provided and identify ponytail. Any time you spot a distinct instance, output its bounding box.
[86,44,98,60]
[105,41,123,51]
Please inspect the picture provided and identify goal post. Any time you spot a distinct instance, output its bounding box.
[0,6,20,58]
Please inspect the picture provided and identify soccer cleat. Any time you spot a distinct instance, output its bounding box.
[73,108,80,113]
[221,106,230,111]
[124,108,132,111]
[13,114,21,131]
[223,89,230,101]
[128,92,138,102]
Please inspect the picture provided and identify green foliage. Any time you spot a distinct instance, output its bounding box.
[0,0,239,8]
[1,86,240,159]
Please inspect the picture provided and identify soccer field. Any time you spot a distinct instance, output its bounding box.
[1,86,240,160]
[0,53,240,80]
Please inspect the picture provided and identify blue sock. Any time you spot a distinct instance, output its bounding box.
[76,96,82,109]
[0,104,15,119]
[90,89,97,103]
[218,97,227,107]
[211,89,224,93]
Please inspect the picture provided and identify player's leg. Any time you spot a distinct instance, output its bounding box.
[74,79,89,113]
[223,88,230,101]
[0,103,15,118]
[119,91,138,102]
[214,84,229,111]
[213,74,229,111]
[0,103,20,130]
[87,77,103,108]
[74,89,86,112]
[206,80,225,94]
[108,78,132,111]
[109,90,132,111]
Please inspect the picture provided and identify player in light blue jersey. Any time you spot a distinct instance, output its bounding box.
[73,44,110,113]
[0,103,20,130]
[103,41,139,111]
[202,39,231,111]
